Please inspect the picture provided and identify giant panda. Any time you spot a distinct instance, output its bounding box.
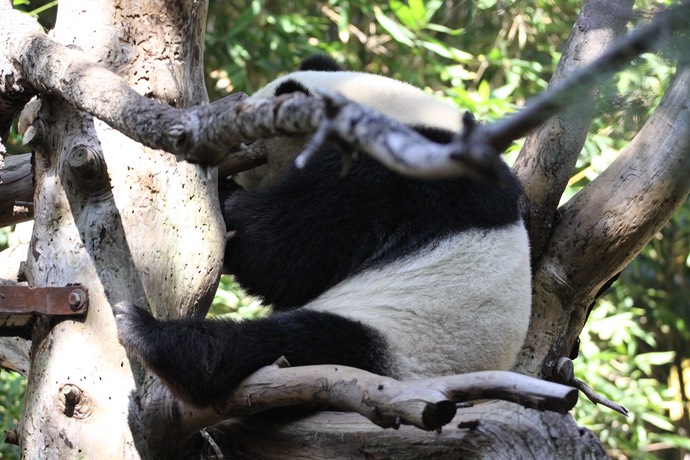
[114,55,532,408]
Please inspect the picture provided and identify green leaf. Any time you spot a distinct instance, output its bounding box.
[477,0,497,9]
[640,412,676,432]
[374,6,415,46]
[633,351,675,374]
[425,23,464,36]
[27,0,57,16]
[651,434,690,450]
[419,40,473,62]
[477,80,491,101]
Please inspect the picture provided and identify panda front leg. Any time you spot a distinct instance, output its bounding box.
[113,302,392,407]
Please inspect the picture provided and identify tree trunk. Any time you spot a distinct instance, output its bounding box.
[15,1,223,458]
[0,0,688,457]
[203,403,608,459]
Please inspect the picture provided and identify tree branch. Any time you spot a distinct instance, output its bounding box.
[518,63,690,377]
[205,402,607,459]
[512,0,633,263]
[0,336,30,377]
[0,1,36,142]
[0,153,33,227]
[161,362,578,439]
[2,1,687,189]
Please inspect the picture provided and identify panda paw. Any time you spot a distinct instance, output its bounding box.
[112,302,156,357]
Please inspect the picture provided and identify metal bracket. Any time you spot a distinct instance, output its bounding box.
[0,285,89,338]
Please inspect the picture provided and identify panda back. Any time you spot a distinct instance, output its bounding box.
[252,71,464,133]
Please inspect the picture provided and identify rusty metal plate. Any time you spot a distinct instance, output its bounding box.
[0,285,88,315]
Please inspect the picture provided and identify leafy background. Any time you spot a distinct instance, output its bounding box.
[2,0,688,458]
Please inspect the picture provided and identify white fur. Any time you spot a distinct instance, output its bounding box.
[305,222,531,379]
[253,71,464,132]
[238,71,465,191]
[245,69,532,378]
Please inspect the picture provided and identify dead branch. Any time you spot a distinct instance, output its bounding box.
[2,1,688,184]
[165,362,577,437]
[574,378,629,416]
[205,403,607,459]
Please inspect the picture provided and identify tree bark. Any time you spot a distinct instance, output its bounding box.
[0,0,688,458]
[9,1,224,458]
[517,63,690,377]
[203,403,607,459]
[514,0,634,263]
[0,153,32,226]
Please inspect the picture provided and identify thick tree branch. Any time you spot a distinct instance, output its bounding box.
[512,0,633,263]
[206,403,607,459]
[0,336,30,377]
[0,153,33,227]
[518,63,690,377]
[3,1,687,190]
[145,361,577,442]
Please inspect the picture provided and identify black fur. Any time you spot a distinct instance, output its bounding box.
[115,302,390,407]
[275,79,311,97]
[299,54,342,72]
[115,57,523,408]
[222,125,520,309]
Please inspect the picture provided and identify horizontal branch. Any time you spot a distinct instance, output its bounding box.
[206,402,607,459]
[3,2,687,190]
[174,362,577,436]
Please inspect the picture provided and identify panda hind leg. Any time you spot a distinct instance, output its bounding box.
[113,303,393,407]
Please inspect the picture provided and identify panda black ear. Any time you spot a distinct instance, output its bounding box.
[299,55,342,72]
[275,79,311,96]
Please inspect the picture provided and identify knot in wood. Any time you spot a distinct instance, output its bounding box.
[553,357,575,385]
[68,144,106,184]
[68,145,94,169]
[167,124,189,149]
[21,120,46,148]
[59,383,91,419]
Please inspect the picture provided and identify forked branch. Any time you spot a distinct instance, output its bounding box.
[169,360,577,437]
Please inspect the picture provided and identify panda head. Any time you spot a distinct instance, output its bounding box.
[234,55,465,190]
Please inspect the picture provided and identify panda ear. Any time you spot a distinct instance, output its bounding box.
[299,55,342,72]
[275,79,311,96]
